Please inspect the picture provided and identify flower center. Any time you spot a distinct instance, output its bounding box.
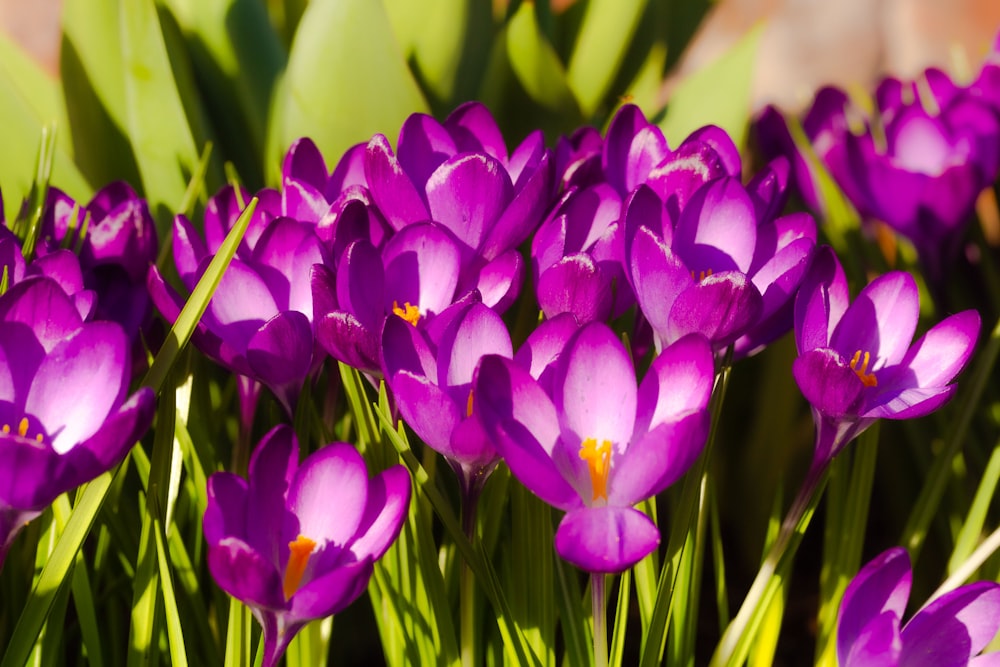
[690,268,714,282]
[283,534,317,600]
[579,438,612,502]
[466,388,474,418]
[392,300,420,326]
[849,350,878,387]
[2,417,43,443]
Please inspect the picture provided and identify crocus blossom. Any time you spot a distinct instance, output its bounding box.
[838,547,1000,666]
[474,321,713,573]
[204,425,410,667]
[793,246,980,465]
[0,276,155,568]
[382,297,512,500]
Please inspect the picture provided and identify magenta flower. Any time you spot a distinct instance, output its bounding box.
[148,186,330,414]
[204,425,410,667]
[793,246,980,465]
[474,322,713,573]
[625,172,815,355]
[312,221,463,376]
[0,276,154,567]
[381,297,512,500]
[838,547,1000,666]
[364,102,552,310]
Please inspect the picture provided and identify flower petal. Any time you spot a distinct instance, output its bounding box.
[554,505,659,573]
[425,153,512,253]
[348,464,411,561]
[207,536,286,610]
[364,134,430,229]
[831,271,918,368]
[900,582,1000,667]
[288,443,370,548]
[838,547,911,667]
[793,348,866,418]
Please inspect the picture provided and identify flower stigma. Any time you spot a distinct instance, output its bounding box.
[283,534,318,600]
[579,438,612,502]
[392,300,421,326]
[2,417,44,442]
[849,350,878,387]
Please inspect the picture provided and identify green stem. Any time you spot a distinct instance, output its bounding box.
[592,572,608,667]
[460,480,481,667]
[710,461,827,667]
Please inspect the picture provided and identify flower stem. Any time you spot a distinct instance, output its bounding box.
[710,461,828,667]
[460,478,482,667]
[592,572,608,667]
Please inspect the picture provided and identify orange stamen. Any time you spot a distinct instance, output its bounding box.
[392,300,420,326]
[283,534,317,600]
[579,438,612,502]
[466,389,474,418]
[849,350,878,387]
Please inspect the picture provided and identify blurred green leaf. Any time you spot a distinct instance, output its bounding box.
[659,22,763,148]
[118,0,220,230]
[61,0,140,193]
[0,31,90,222]
[266,0,428,186]
[506,1,580,119]
[163,0,286,189]
[566,0,646,119]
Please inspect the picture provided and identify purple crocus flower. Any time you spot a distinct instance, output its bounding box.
[381,297,512,501]
[793,246,980,465]
[312,221,463,376]
[838,547,1000,666]
[148,186,331,415]
[0,276,155,568]
[624,172,815,355]
[204,425,410,667]
[474,321,713,573]
[364,102,553,310]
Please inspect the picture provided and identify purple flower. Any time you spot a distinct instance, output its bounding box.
[381,297,512,499]
[793,246,980,464]
[531,183,630,323]
[148,187,331,414]
[312,221,463,376]
[0,276,155,568]
[838,547,1000,666]
[204,425,410,667]
[364,102,553,310]
[624,172,815,355]
[474,321,713,573]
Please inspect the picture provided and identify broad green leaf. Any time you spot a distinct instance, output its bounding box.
[566,0,646,118]
[61,0,140,192]
[267,0,428,186]
[118,0,219,231]
[659,22,763,148]
[162,0,286,189]
[506,2,580,118]
[0,31,67,140]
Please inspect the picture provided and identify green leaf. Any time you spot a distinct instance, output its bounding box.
[659,22,763,148]
[267,0,428,186]
[506,1,580,118]
[566,0,646,118]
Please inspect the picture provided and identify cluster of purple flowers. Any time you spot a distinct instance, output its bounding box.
[2,79,998,662]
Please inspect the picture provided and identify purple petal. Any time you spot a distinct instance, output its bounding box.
[438,303,512,391]
[481,152,552,262]
[609,411,709,506]
[381,311,438,382]
[397,112,457,192]
[888,310,980,389]
[0,432,62,509]
[554,505,659,573]
[445,101,508,164]
[682,125,741,177]
[900,582,1000,666]
[474,355,580,511]
[207,537,286,610]
[793,348,866,418]
[382,222,461,318]
[246,426,299,565]
[537,254,613,323]
[838,547,911,667]
[794,246,850,354]
[205,259,279,337]
[26,322,128,454]
[467,249,524,312]
[391,370,461,454]
[831,271,918,369]
[673,179,757,275]
[629,226,689,336]
[348,465,411,561]
[513,313,581,391]
[636,333,714,431]
[337,239,385,333]
[251,218,327,314]
[603,105,669,195]
[316,310,379,373]
[288,557,373,621]
[425,153,512,253]
[667,271,763,348]
[364,134,430,229]
[246,311,313,390]
[839,612,902,667]
[289,443,371,549]
[326,143,369,198]
[555,323,636,446]
[0,278,83,352]
[204,472,250,544]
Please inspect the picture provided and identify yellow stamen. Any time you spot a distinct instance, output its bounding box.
[849,350,878,387]
[283,534,317,600]
[392,300,421,326]
[17,418,28,438]
[579,438,612,502]
[1,424,8,434]
[690,268,714,282]
[466,389,474,418]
